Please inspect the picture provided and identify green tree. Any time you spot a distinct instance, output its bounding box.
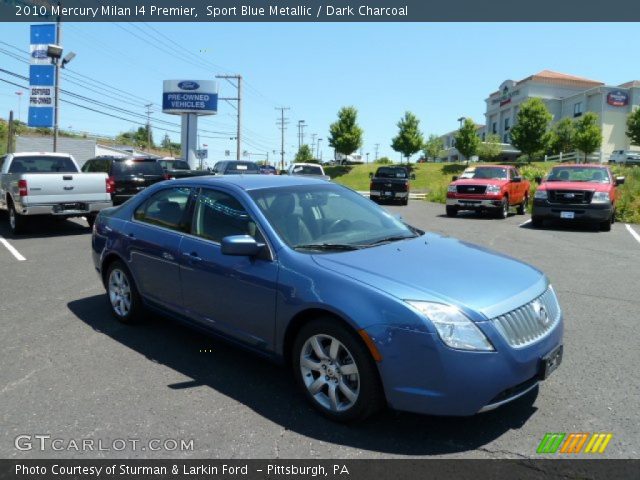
[391,111,424,163]
[422,134,444,162]
[574,112,602,163]
[454,118,481,165]
[374,156,392,164]
[549,117,575,155]
[328,106,363,160]
[509,98,552,162]
[294,144,315,163]
[477,133,503,161]
[626,108,640,146]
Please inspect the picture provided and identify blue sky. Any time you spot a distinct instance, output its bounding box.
[1,22,640,165]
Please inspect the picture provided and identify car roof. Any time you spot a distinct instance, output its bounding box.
[10,152,72,158]
[174,174,331,191]
[474,164,512,168]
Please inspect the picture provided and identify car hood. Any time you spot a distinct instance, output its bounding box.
[539,181,610,192]
[452,178,508,186]
[312,233,547,320]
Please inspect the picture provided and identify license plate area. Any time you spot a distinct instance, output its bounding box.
[560,211,575,219]
[383,191,394,197]
[61,203,86,211]
[540,344,563,380]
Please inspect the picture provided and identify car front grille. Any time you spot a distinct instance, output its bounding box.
[491,286,561,349]
[457,185,487,194]
[548,189,593,204]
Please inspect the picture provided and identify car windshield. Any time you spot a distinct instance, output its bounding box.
[225,162,260,174]
[169,160,190,170]
[113,160,164,176]
[249,184,419,251]
[546,167,610,183]
[459,168,476,179]
[291,165,323,175]
[9,155,78,173]
[469,167,508,180]
[376,167,407,179]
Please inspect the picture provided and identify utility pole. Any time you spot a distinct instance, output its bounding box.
[276,107,290,171]
[297,120,306,150]
[145,103,153,151]
[216,74,242,160]
[317,138,322,160]
[311,133,317,157]
[7,110,15,154]
[374,143,379,161]
[53,14,61,152]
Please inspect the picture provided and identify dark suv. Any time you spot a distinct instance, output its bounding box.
[82,156,167,205]
[212,160,260,175]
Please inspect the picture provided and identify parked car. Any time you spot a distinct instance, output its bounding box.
[369,166,415,205]
[91,175,563,422]
[82,156,168,206]
[0,152,113,233]
[212,160,261,175]
[608,150,640,165]
[531,164,624,231]
[259,165,278,175]
[157,159,211,179]
[287,163,330,181]
[446,165,530,218]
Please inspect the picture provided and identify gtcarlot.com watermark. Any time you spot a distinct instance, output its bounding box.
[15,435,194,453]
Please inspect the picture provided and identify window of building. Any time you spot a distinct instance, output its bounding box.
[134,187,192,232]
[481,132,486,141]
[492,122,497,134]
[504,117,510,131]
[574,102,583,118]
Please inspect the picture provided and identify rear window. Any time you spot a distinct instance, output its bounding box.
[113,160,164,176]
[376,167,407,179]
[291,165,323,175]
[9,156,78,174]
[225,162,260,174]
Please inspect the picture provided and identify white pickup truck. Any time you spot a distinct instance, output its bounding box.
[287,163,330,181]
[0,152,113,234]
[609,150,640,165]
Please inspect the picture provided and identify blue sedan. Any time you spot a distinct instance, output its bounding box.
[91,175,563,422]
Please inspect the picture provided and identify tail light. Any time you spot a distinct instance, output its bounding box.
[369,181,374,190]
[164,173,173,180]
[18,179,28,197]
[105,176,115,194]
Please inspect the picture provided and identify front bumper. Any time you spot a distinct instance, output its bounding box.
[365,315,563,416]
[15,201,113,217]
[446,197,503,210]
[532,200,612,222]
[370,190,408,199]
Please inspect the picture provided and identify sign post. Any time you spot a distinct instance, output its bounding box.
[162,80,218,168]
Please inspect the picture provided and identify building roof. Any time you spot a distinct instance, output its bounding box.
[618,80,640,88]
[490,70,604,96]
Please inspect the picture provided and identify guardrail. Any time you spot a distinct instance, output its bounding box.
[544,151,602,163]
[357,191,427,200]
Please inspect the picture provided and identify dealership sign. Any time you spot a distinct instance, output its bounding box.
[607,90,629,107]
[162,80,218,115]
[28,24,56,128]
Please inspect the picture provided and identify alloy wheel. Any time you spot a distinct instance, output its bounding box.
[108,269,132,317]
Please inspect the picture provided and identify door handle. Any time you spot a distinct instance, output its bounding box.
[127,233,135,239]
[183,251,202,261]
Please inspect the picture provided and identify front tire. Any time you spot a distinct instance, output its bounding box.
[496,197,509,219]
[106,261,143,324]
[446,206,458,217]
[292,318,384,423]
[531,215,544,228]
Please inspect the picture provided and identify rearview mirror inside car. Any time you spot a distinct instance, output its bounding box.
[221,235,262,256]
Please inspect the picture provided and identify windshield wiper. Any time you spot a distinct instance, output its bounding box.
[294,243,362,251]
[365,234,418,246]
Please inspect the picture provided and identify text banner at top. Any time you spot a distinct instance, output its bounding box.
[2,0,640,22]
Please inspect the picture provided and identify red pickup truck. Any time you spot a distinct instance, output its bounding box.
[531,164,624,231]
[446,165,530,219]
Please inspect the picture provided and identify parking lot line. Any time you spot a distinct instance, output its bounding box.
[0,236,26,261]
[625,224,640,245]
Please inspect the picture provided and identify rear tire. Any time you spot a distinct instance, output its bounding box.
[446,206,458,217]
[8,202,27,235]
[401,197,409,206]
[292,318,384,423]
[105,261,143,324]
[86,213,97,229]
[496,197,509,219]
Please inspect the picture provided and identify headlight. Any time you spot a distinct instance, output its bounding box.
[406,301,494,351]
[534,189,548,200]
[447,185,457,193]
[591,192,610,204]
[485,184,501,194]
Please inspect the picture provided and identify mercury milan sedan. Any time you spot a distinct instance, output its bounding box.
[91,175,563,422]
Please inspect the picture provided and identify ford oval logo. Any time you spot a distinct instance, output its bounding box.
[31,50,48,59]
[178,81,200,90]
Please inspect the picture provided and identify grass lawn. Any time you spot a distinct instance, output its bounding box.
[325,162,640,224]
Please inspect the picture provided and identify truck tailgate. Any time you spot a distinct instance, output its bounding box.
[21,173,110,203]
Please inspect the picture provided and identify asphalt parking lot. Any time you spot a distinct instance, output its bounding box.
[1,202,639,459]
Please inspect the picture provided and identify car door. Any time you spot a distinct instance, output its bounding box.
[126,186,194,312]
[179,187,278,351]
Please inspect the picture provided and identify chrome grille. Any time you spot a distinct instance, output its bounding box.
[491,286,561,348]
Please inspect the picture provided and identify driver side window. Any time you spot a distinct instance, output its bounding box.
[192,189,264,244]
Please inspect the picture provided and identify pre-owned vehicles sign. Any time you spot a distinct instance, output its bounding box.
[162,80,218,115]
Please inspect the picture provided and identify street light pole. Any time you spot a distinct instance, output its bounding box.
[53,17,61,152]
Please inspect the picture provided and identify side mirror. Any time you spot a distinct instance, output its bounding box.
[615,176,625,186]
[452,175,458,181]
[221,235,262,256]
[534,176,542,184]
[410,173,416,180]
[369,172,374,179]
[512,176,522,183]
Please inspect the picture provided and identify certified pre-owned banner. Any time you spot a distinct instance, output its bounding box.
[4,0,640,22]
[1,460,639,480]
[27,23,55,128]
